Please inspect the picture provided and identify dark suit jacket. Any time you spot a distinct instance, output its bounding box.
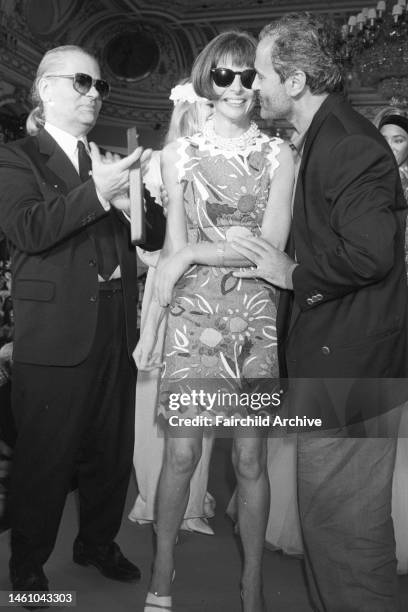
[0,129,165,366]
[277,94,408,380]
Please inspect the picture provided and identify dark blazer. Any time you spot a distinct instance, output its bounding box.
[277,94,408,380]
[0,129,165,366]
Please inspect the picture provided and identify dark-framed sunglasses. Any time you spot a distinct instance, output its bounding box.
[45,73,110,100]
[211,67,256,90]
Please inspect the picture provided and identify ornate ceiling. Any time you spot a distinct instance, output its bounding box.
[0,0,385,148]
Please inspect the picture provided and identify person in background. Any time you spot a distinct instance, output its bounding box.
[374,107,408,575]
[129,78,216,536]
[0,44,165,598]
[375,108,408,193]
[375,108,408,277]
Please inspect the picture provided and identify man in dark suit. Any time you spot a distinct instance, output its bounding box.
[0,45,165,596]
[231,13,408,612]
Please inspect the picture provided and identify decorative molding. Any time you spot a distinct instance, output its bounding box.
[0,0,387,145]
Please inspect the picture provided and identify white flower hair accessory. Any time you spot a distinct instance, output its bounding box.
[169,82,204,105]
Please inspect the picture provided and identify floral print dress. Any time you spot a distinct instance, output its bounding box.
[158,128,283,420]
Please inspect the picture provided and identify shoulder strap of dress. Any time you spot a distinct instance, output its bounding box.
[265,137,284,180]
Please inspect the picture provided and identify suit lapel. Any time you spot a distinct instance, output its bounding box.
[287,94,344,336]
[34,129,99,250]
[33,130,127,269]
[299,93,343,171]
[286,156,305,335]
[36,129,82,192]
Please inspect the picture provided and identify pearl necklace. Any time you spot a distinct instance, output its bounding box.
[203,119,260,152]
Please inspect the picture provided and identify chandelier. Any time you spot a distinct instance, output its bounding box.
[341,1,408,103]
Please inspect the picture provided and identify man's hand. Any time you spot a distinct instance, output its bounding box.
[89,142,152,205]
[101,150,121,164]
[230,236,297,289]
[99,151,129,211]
[140,149,152,177]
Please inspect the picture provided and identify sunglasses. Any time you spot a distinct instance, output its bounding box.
[211,68,256,90]
[45,73,110,100]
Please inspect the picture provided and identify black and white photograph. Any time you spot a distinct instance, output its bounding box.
[1,0,408,610]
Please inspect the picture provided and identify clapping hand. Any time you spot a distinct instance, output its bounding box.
[140,149,152,177]
[89,143,152,211]
[99,150,128,210]
[230,236,296,289]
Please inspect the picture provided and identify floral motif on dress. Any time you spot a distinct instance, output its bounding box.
[159,130,283,420]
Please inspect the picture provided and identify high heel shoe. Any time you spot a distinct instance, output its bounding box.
[144,592,172,611]
[179,517,214,536]
[240,587,267,612]
[203,492,216,518]
[144,570,175,611]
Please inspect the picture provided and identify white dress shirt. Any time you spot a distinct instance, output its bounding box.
[44,122,120,280]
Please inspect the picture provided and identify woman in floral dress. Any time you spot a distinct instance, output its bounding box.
[136,30,294,612]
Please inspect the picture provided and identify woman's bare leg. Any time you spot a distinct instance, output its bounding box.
[232,429,269,612]
[149,428,203,596]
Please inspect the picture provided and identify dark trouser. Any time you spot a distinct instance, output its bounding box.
[298,436,399,612]
[0,380,16,448]
[9,286,136,570]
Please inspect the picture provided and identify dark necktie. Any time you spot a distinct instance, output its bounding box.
[77,140,92,182]
[77,141,118,280]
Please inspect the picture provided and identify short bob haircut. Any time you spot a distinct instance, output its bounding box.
[192,30,256,101]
